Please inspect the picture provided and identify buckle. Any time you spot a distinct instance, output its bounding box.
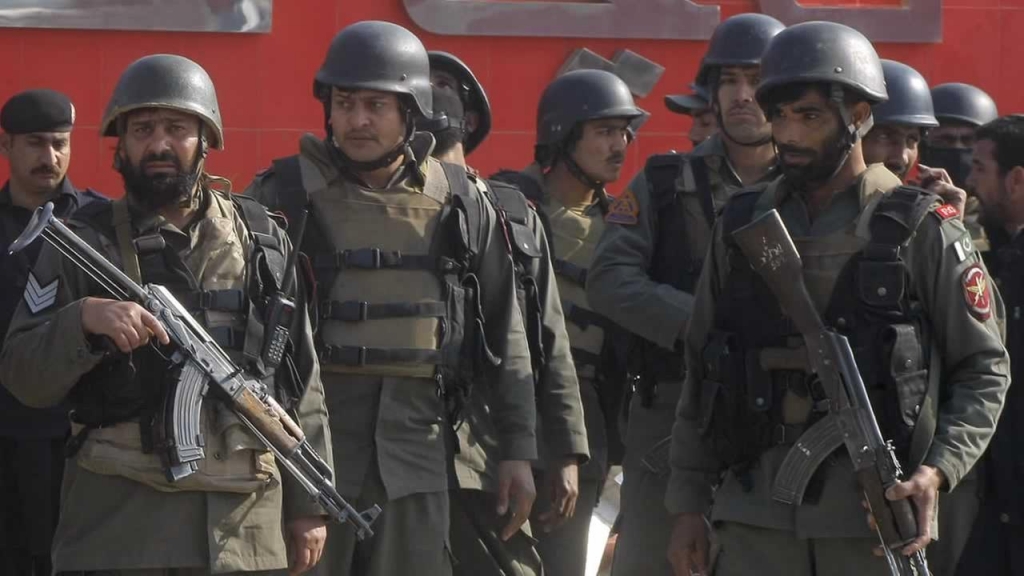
[343,248,383,269]
[198,291,212,309]
[338,300,369,321]
[772,424,790,445]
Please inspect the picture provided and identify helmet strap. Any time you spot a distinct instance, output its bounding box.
[559,147,611,213]
[827,83,865,183]
[328,107,416,176]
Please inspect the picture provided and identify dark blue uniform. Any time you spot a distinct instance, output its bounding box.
[0,178,106,576]
[958,230,1024,575]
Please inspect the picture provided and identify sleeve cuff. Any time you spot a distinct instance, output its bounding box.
[922,453,961,493]
[281,474,328,521]
[544,429,591,465]
[500,435,538,461]
[664,470,715,516]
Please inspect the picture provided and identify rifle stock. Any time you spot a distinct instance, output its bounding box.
[730,209,929,575]
[10,202,381,540]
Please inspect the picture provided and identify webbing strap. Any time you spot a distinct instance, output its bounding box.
[112,199,142,285]
[320,300,446,322]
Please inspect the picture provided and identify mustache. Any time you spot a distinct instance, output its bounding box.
[30,165,58,177]
[140,152,183,172]
[606,152,625,165]
[776,143,816,159]
[343,131,379,142]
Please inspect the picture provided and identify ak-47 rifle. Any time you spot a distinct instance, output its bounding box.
[10,202,381,540]
[731,209,929,576]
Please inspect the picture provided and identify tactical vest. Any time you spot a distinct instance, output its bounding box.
[630,154,716,386]
[703,185,937,470]
[66,191,289,493]
[491,170,626,375]
[270,156,497,408]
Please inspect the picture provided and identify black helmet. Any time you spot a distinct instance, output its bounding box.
[931,83,998,127]
[756,21,887,108]
[665,82,712,116]
[696,13,785,88]
[536,69,643,148]
[872,60,938,128]
[314,21,432,119]
[428,51,491,155]
[101,54,224,149]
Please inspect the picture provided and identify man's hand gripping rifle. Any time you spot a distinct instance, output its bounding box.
[732,210,929,576]
[10,202,381,540]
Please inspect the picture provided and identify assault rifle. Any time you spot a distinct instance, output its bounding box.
[731,210,929,576]
[10,202,381,540]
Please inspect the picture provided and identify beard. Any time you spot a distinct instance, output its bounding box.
[777,131,849,191]
[119,151,199,211]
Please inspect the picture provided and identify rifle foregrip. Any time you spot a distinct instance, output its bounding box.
[234,388,302,456]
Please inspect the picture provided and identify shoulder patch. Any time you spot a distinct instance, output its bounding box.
[24,272,58,314]
[962,263,992,322]
[934,203,960,221]
[953,232,974,263]
[606,188,640,225]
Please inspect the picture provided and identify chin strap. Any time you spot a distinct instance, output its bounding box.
[825,83,872,183]
[558,150,610,213]
[327,109,416,176]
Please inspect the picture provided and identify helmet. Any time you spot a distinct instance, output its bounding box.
[695,13,785,88]
[665,82,712,116]
[314,21,432,119]
[536,69,643,148]
[872,60,938,128]
[756,21,887,107]
[101,54,224,149]
[428,51,491,155]
[931,83,998,127]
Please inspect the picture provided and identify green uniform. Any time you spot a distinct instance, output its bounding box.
[586,134,776,575]
[449,171,590,576]
[499,164,605,576]
[0,187,331,574]
[245,133,537,576]
[667,165,1010,574]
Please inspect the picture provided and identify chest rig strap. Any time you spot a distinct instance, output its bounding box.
[860,186,937,312]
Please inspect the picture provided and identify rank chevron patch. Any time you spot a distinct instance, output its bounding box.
[24,272,58,314]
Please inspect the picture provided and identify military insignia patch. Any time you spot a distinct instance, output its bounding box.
[934,204,960,221]
[24,272,58,314]
[962,264,992,321]
[606,188,639,225]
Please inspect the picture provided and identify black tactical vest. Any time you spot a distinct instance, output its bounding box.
[703,186,936,468]
[67,195,290,441]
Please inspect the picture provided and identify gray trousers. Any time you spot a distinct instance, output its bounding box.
[610,465,674,576]
[313,464,452,576]
[449,488,543,576]
[533,477,602,576]
[714,521,890,576]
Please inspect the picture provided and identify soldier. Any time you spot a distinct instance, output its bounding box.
[0,89,106,576]
[921,83,1000,252]
[0,54,332,575]
[864,59,976,576]
[421,51,591,576]
[486,69,644,576]
[244,21,538,576]
[957,115,1024,575]
[664,82,718,148]
[586,13,784,576]
[666,22,1009,575]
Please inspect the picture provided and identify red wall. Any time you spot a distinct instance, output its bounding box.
[0,0,1017,197]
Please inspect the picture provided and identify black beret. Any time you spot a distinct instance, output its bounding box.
[1,89,75,134]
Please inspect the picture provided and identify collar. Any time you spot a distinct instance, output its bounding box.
[0,176,82,214]
[301,131,436,191]
[771,163,900,213]
[521,162,605,215]
[695,133,779,188]
[124,185,221,239]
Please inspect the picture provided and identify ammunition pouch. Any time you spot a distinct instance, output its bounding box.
[70,400,278,494]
